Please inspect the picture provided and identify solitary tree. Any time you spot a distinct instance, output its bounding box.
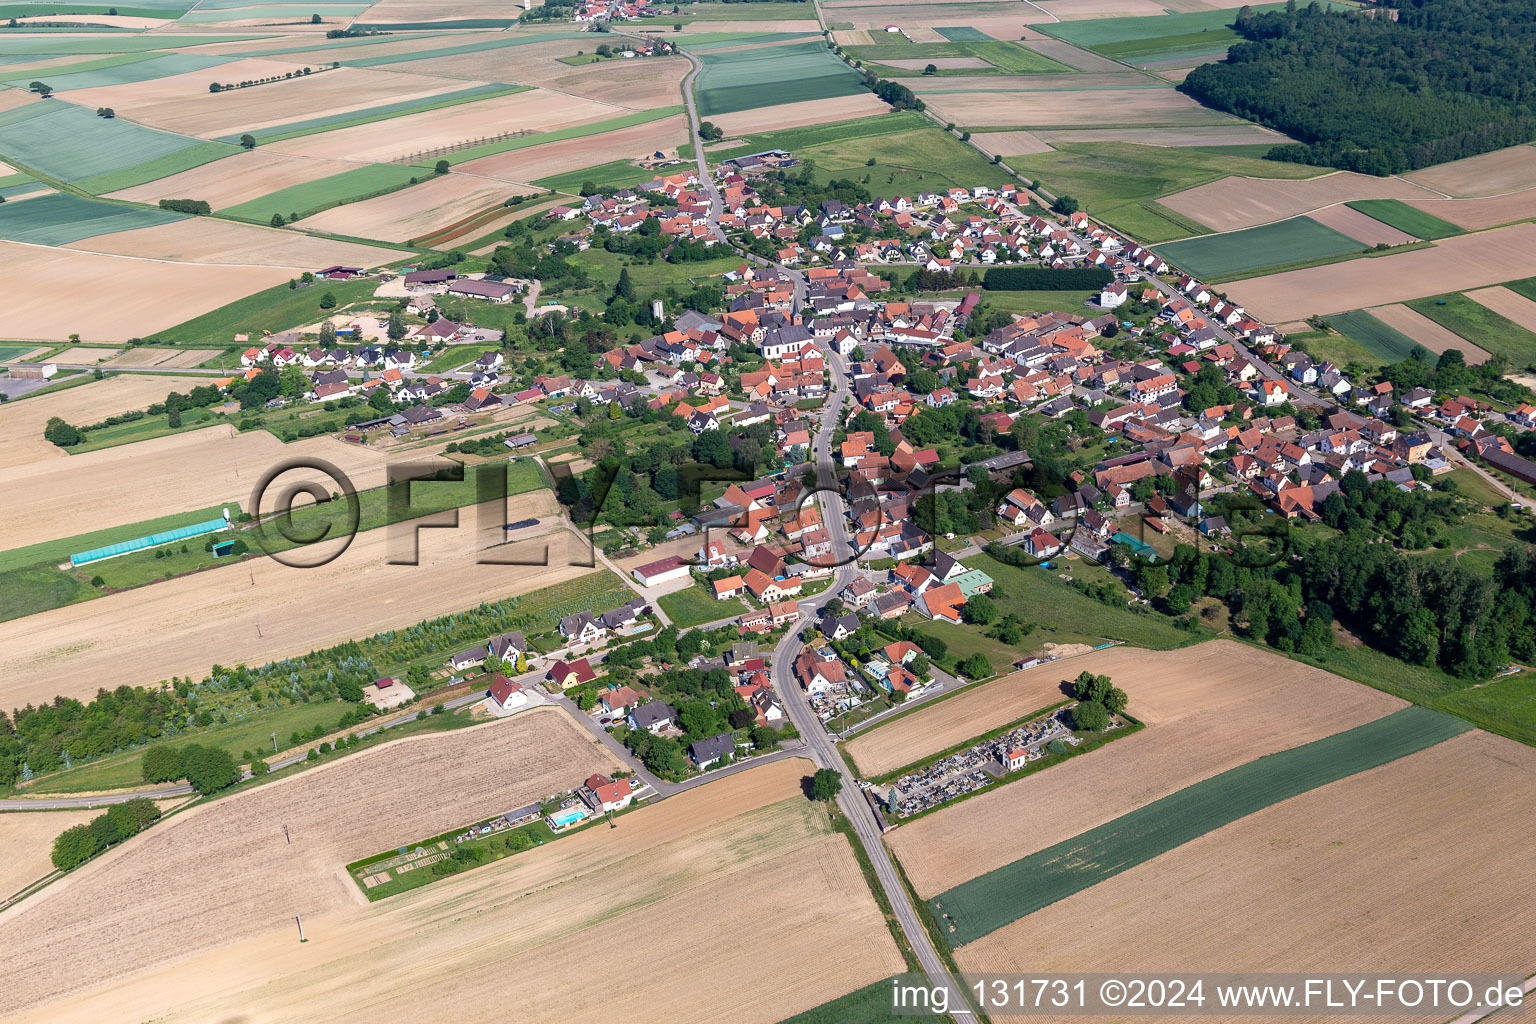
[29,81,52,97]
[387,309,405,340]
[1070,699,1109,732]
[809,768,842,803]
[923,63,938,75]
[240,133,256,150]
[270,213,286,227]
[310,12,321,22]
[209,82,222,93]
[318,291,337,309]
[434,159,450,175]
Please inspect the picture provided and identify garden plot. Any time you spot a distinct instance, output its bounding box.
[297,172,518,243]
[65,217,402,268]
[0,709,623,1019]
[0,496,588,708]
[67,63,475,138]
[266,88,626,164]
[1160,170,1442,233]
[105,148,360,209]
[456,113,687,187]
[0,240,294,340]
[1227,222,1536,322]
[957,730,1536,996]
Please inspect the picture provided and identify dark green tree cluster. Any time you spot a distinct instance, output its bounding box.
[158,199,212,215]
[983,266,1112,291]
[141,742,239,795]
[1070,670,1128,733]
[51,798,161,871]
[1182,0,1536,175]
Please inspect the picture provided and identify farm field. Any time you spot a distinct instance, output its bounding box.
[0,240,296,340]
[919,86,1234,130]
[3,757,907,1024]
[267,89,626,164]
[220,162,419,224]
[0,192,182,246]
[458,113,688,187]
[0,100,235,189]
[3,51,229,91]
[1401,143,1536,198]
[1404,290,1536,368]
[105,149,360,209]
[1306,202,1418,246]
[1031,124,1285,147]
[932,705,1469,946]
[845,663,1073,779]
[1357,304,1494,364]
[0,496,593,709]
[224,81,526,146]
[1465,284,1536,333]
[0,809,100,901]
[65,217,402,267]
[524,55,690,109]
[1320,309,1422,364]
[51,346,222,368]
[1154,215,1366,279]
[1345,198,1465,239]
[969,129,1052,156]
[1160,169,1441,233]
[1226,222,1536,322]
[1407,192,1536,232]
[0,708,622,1019]
[705,92,891,136]
[888,641,1408,900]
[776,123,1013,196]
[297,172,518,243]
[845,39,1070,76]
[0,373,207,470]
[957,729,1536,992]
[694,39,866,117]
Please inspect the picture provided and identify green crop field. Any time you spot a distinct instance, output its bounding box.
[931,706,1472,947]
[680,31,819,49]
[0,51,160,82]
[0,564,97,623]
[220,82,525,145]
[0,35,253,55]
[350,17,517,29]
[1345,199,1464,240]
[0,101,227,186]
[0,192,184,245]
[145,276,380,346]
[1406,291,1536,367]
[1507,275,1536,305]
[443,106,681,166]
[221,162,419,221]
[536,157,668,195]
[1323,309,1422,363]
[1038,2,1349,59]
[0,2,188,16]
[703,109,929,156]
[695,40,866,116]
[678,1,815,20]
[76,139,240,195]
[778,980,929,1023]
[0,343,38,360]
[340,32,588,68]
[847,39,1070,76]
[1154,215,1365,279]
[778,123,1013,195]
[1007,142,1330,243]
[937,26,991,41]
[4,52,228,90]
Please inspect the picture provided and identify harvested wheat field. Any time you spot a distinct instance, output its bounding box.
[1405,191,1536,231]
[107,150,362,209]
[708,92,891,136]
[1307,203,1418,246]
[1228,222,1536,321]
[1035,0,1170,16]
[458,113,689,186]
[1467,285,1536,332]
[971,129,1054,156]
[268,89,625,164]
[511,57,690,109]
[46,347,222,368]
[362,0,522,18]
[0,708,623,1019]
[884,640,1405,898]
[679,18,822,32]
[67,218,402,268]
[846,662,1078,777]
[0,424,394,552]
[958,729,1536,1018]
[1161,171,1440,233]
[0,498,590,708]
[0,374,210,469]
[5,757,905,1024]
[1366,303,1493,364]
[71,66,474,139]
[0,242,294,341]
[1403,144,1536,198]
[0,810,98,902]
[920,87,1232,128]
[1035,124,1285,147]
[297,173,516,243]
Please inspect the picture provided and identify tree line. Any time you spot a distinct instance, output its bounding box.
[51,798,161,871]
[984,266,1112,291]
[1181,0,1536,175]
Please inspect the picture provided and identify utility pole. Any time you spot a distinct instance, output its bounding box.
[295,914,306,942]
[283,823,291,845]
[271,732,277,754]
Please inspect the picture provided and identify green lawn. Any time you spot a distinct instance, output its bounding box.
[1007,142,1331,243]
[658,581,743,627]
[1345,199,1464,240]
[0,564,97,623]
[144,277,382,347]
[931,705,1471,946]
[1154,215,1366,279]
[1285,327,1387,370]
[1405,291,1536,368]
[1323,309,1422,363]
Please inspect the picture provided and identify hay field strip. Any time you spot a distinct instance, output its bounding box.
[1153,214,1366,279]
[959,730,1536,986]
[930,706,1472,947]
[694,39,866,117]
[1346,198,1465,239]
[219,80,527,145]
[0,192,184,245]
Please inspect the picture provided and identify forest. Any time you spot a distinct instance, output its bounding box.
[1180,0,1536,174]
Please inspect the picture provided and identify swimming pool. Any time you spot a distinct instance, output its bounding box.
[549,808,586,828]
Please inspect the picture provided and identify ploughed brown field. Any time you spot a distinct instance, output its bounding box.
[0,809,99,901]
[457,113,688,186]
[958,729,1536,1024]
[882,640,1405,898]
[0,374,208,470]
[296,172,522,243]
[707,93,892,137]
[918,87,1234,129]
[1160,172,1440,233]
[0,493,584,708]
[1402,144,1536,197]
[0,708,624,1019]
[1227,222,1536,321]
[106,150,364,210]
[1365,303,1493,364]
[3,756,906,1024]
[65,218,402,268]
